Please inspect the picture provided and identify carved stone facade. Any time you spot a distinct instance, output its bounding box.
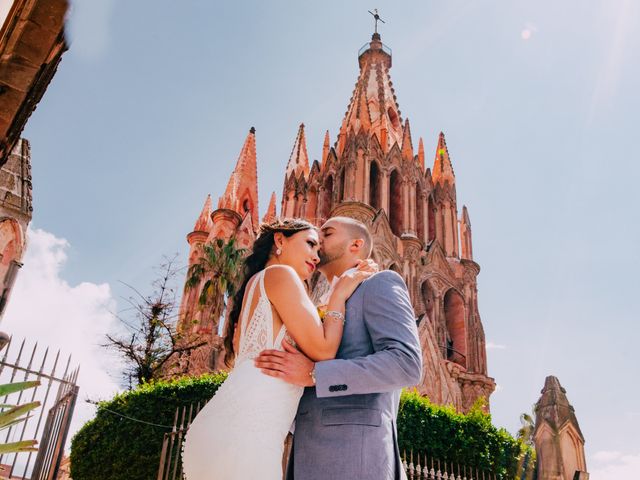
[177,32,495,411]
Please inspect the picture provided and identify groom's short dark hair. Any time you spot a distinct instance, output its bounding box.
[332,216,373,259]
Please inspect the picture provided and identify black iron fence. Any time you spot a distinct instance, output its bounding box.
[157,402,205,480]
[0,337,79,479]
[159,403,502,480]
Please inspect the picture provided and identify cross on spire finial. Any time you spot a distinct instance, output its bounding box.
[368,9,385,34]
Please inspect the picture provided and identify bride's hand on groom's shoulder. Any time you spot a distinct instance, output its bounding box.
[333,259,378,300]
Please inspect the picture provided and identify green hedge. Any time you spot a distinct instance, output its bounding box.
[398,390,533,478]
[71,375,531,480]
[70,373,227,480]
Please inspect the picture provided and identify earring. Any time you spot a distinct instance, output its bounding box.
[276,248,282,256]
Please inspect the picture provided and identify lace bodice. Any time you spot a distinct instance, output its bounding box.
[236,268,288,363]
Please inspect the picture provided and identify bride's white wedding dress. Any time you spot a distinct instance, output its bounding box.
[182,267,303,479]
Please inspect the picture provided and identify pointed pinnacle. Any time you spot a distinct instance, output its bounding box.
[194,194,213,232]
[285,123,310,179]
[322,130,330,165]
[418,137,425,170]
[262,192,277,223]
[402,118,413,158]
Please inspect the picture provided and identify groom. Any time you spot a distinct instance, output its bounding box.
[255,216,423,480]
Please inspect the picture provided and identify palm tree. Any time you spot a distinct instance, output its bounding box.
[517,407,536,446]
[0,380,40,454]
[186,237,246,334]
[516,406,537,480]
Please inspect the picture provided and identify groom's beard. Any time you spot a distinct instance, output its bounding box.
[317,241,348,269]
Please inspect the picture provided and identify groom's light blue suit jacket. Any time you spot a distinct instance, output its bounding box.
[287,270,423,480]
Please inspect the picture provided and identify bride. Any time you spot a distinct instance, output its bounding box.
[181,218,375,479]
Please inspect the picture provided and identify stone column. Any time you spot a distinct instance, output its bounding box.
[363,159,371,204]
[402,180,410,235]
[409,182,416,235]
[381,171,390,215]
[451,207,459,257]
[422,193,429,241]
[443,202,453,256]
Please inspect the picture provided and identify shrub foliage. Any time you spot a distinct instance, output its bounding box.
[398,390,532,478]
[71,375,531,480]
[70,373,227,480]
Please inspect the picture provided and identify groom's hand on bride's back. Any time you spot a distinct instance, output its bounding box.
[255,340,315,387]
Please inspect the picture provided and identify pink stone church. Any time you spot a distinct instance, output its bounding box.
[177,32,496,412]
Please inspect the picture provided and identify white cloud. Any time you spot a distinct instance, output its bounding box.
[486,342,507,350]
[590,451,640,479]
[0,227,123,451]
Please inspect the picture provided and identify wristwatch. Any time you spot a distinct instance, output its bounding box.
[309,365,317,386]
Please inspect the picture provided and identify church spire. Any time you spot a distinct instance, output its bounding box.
[418,137,425,170]
[338,32,403,154]
[219,127,259,228]
[285,123,310,179]
[432,132,455,185]
[263,191,277,223]
[193,194,213,233]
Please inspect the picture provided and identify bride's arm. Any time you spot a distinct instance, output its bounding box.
[264,265,351,362]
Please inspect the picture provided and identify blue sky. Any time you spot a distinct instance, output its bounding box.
[2,1,639,476]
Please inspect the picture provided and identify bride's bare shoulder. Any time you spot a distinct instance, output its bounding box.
[263,265,304,296]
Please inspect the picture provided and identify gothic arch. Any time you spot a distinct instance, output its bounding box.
[338,167,346,202]
[388,169,403,237]
[369,160,381,210]
[444,288,467,368]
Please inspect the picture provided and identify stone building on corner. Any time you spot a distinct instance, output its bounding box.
[0,0,69,327]
[177,32,495,412]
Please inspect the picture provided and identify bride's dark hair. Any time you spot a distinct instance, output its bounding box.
[224,217,315,367]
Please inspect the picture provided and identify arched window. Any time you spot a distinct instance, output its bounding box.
[389,169,403,236]
[242,198,250,213]
[338,168,346,202]
[444,289,466,368]
[369,161,380,210]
